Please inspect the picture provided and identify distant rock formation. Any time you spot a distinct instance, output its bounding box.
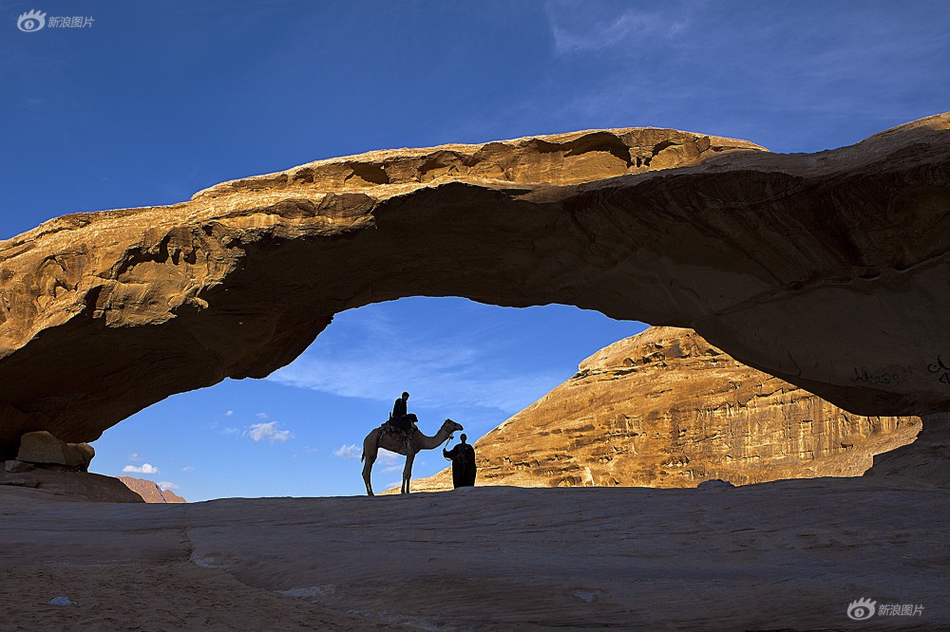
[118,476,186,503]
[410,327,920,492]
[0,113,948,467]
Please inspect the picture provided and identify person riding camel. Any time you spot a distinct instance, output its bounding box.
[390,391,412,433]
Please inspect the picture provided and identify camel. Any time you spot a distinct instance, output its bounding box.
[361,416,463,496]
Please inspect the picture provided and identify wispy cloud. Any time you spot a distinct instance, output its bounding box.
[535,0,950,153]
[182,466,195,472]
[244,421,294,443]
[123,463,159,474]
[546,1,687,55]
[333,444,361,460]
[268,301,564,417]
[158,481,179,491]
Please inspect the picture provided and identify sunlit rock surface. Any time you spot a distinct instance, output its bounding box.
[117,476,186,503]
[1,113,948,457]
[410,327,921,492]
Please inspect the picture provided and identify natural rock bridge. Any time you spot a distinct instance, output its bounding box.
[1,113,948,464]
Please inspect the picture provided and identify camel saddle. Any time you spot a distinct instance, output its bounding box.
[382,413,417,443]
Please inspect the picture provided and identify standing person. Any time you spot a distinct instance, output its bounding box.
[443,434,476,488]
[391,391,410,432]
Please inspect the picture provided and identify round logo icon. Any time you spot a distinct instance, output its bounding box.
[17,10,46,32]
[847,598,876,621]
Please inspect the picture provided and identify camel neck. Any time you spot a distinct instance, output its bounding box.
[417,425,451,450]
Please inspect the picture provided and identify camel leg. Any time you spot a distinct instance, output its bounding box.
[401,451,416,494]
[362,455,375,496]
[362,431,379,496]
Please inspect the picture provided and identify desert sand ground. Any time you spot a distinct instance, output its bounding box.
[0,477,947,631]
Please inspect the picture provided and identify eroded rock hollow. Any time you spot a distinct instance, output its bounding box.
[1,115,949,455]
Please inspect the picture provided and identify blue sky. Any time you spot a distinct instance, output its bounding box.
[3,1,948,499]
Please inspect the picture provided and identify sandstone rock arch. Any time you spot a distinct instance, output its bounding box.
[1,114,948,456]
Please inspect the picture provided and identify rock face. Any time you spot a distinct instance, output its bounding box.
[410,327,920,492]
[0,114,949,457]
[117,476,186,503]
[864,412,950,486]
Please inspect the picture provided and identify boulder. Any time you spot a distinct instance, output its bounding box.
[16,431,95,470]
[697,479,736,490]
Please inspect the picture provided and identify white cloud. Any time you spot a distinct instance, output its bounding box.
[158,481,178,491]
[255,412,268,419]
[128,452,141,462]
[333,444,362,460]
[182,466,195,472]
[123,463,159,474]
[267,303,564,417]
[245,421,294,443]
[225,410,233,416]
[375,450,403,472]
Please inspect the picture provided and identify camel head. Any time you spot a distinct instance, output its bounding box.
[442,418,464,433]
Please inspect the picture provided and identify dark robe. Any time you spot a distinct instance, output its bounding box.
[444,443,476,488]
[392,397,407,419]
[391,397,409,431]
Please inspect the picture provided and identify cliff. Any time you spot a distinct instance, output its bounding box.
[410,327,920,491]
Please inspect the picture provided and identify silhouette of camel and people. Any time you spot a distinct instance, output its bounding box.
[361,391,463,496]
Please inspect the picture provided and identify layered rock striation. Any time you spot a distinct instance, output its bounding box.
[1,114,949,456]
[411,327,920,491]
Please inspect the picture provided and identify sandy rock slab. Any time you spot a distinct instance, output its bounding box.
[1,481,947,630]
